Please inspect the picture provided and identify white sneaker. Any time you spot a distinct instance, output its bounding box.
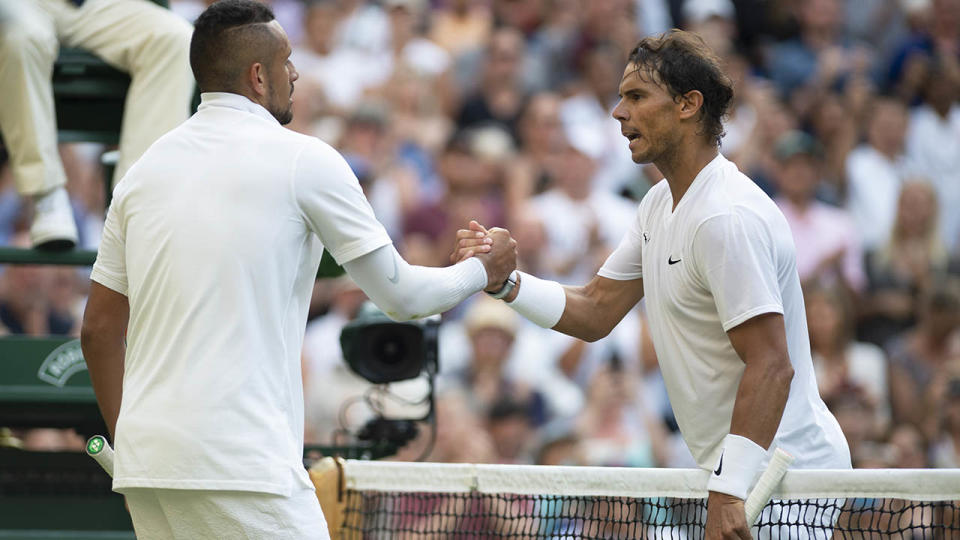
[30,187,78,251]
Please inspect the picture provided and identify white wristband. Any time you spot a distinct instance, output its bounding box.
[706,434,768,500]
[505,271,566,328]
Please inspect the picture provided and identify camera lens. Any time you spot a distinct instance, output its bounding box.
[374,335,407,365]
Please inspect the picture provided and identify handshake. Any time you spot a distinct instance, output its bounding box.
[450,220,518,296]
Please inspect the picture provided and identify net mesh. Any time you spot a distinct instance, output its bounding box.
[343,492,960,539]
[329,461,960,540]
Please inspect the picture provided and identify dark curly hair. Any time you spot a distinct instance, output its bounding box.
[189,0,276,92]
[627,30,733,146]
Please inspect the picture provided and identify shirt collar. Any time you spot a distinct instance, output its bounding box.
[198,92,279,125]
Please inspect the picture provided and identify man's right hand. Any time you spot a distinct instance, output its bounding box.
[452,220,517,292]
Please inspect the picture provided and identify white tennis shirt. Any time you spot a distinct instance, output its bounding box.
[91,93,392,495]
[599,154,850,471]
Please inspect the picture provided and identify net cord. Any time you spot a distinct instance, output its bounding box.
[340,460,960,502]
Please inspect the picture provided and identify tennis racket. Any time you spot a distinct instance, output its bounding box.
[86,434,115,478]
[744,447,794,524]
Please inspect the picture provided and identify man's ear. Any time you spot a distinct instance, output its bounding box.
[248,62,268,98]
[677,90,704,121]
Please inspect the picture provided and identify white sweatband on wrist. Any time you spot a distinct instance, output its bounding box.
[706,434,768,500]
[505,271,566,328]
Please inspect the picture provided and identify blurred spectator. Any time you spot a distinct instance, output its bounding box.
[806,89,863,195]
[503,92,566,214]
[574,363,669,467]
[806,285,890,434]
[404,128,508,266]
[334,0,389,57]
[0,233,77,335]
[904,62,960,251]
[718,52,759,160]
[888,0,960,103]
[682,0,737,56]
[528,144,635,284]
[844,97,910,250]
[843,0,909,63]
[827,385,885,468]
[930,378,960,467]
[766,0,874,99]
[491,0,544,36]
[442,297,549,428]
[381,0,452,83]
[486,398,536,463]
[560,43,637,195]
[888,422,930,468]
[337,104,420,241]
[429,0,492,58]
[524,0,582,91]
[535,425,588,466]
[860,181,958,345]
[887,279,960,439]
[400,391,497,463]
[772,131,866,293]
[456,27,529,137]
[728,88,798,196]
[18,428,85,452]
[290,0,376,116]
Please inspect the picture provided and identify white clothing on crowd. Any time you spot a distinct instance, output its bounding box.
[906,104,960,251]
[529,188,636,284]
[844,145,906,251]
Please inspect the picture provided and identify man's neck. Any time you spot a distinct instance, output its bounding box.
[655,142,720,210]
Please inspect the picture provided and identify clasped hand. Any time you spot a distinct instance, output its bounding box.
[450,220,517,292]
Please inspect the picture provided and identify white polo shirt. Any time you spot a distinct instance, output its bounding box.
[599,154,850,471]
[91,93,391,495]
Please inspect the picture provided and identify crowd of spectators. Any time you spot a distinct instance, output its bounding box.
[2,0,960,470]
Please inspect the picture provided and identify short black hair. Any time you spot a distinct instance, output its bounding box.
[189,0,277,93]
[628,30,734,146]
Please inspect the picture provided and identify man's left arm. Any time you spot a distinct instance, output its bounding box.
[693,213,794,540]
[705,314,795,540]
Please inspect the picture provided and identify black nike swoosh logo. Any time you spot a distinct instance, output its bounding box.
[714,452,723,476]
[668,256,681,265]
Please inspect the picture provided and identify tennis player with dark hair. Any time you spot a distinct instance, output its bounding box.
[454,30,851,539]
[80,1,515,537]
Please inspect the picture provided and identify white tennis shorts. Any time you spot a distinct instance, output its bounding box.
[123,482,330,540]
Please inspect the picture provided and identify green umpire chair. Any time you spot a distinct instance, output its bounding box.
[1,2,146,538]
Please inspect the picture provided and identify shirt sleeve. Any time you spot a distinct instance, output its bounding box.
[90,193,128,295]
[692,211,783,332]
[292,139,392,265]
[597,206,644,280]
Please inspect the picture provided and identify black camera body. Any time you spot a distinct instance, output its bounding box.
[336,302,440,458]
[339,303,439,384]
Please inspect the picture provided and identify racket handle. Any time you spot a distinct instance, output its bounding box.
[744,447,794,524]
[86,435,115,478]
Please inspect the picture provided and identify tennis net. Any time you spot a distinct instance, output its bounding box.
[311,459,960,539]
